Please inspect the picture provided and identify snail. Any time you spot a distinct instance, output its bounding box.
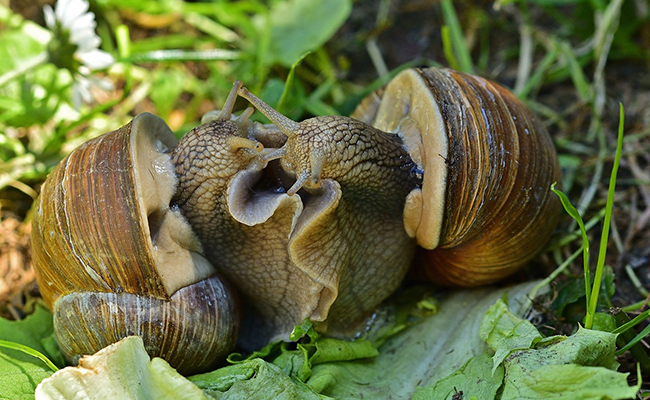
[30,67,561,374]
[30,87,245,374]
[232,67,561,335]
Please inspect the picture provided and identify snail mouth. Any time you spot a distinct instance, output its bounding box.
[226,160,302,227]
[225,155,339,238]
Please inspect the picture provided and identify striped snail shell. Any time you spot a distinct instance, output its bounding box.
[30,99,241,375]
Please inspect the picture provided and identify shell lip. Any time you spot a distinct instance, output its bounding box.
[358,69,449,250]
[130,113,217,297]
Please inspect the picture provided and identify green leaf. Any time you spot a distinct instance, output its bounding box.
[309,338,378,365]
[0,307,60,399]
[503,363,639,399]
[0,6,50,77]
[189,358,323,399]
[277,52,310,114]
[0,306,63,368]
[419,302,638,400]
[150,68,187,118]
[479,299,543,372]
[0,351,52,400]
[36,336,208,400]
[264,0,352,67]
[412,353,503,400]
[500,328,639,399]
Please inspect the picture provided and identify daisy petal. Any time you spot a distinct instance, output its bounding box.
[75,35,101,53]
[69,13,96,37]
[60,0,90,28]
[44,6,57,30]
[54,0,71,23]
[69,28,98,47]
[76,49,115,70]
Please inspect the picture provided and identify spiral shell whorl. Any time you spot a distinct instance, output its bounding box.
[419,69,561,286]
[352,68,561,287]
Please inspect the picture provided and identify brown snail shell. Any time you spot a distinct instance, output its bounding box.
[31,112,240,374]
[351,68,562,287]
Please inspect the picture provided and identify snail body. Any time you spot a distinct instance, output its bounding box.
[237,67,561,295]
[170,84,330,349]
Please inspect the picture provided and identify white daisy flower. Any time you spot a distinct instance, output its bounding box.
[44,0,115,108]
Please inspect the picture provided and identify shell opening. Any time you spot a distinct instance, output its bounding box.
[130,113,217,296]
[359,69,449,249]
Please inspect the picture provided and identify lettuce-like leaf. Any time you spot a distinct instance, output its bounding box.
[35,336,207,400]
[479,298,543,372]
[500,327,639,399]
[412,353,503,400]
[0,306,62,400]
[310,283,537,398]
[415,299,640,400]
[190,358,325,399]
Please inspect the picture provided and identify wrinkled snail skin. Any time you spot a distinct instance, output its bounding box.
[30,112,240,375]
[237,91,421,335]
[170,111,329,350]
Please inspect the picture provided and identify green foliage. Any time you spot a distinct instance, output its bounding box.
[0,306,62,399]
[550,105,625,330]
[415,300,640,400]
[0,0,353,190]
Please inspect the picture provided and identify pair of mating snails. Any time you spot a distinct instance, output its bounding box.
[30,67,561,375]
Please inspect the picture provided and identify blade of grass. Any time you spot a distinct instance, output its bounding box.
[517,41,559,98]
[185,12,240,43]
[441,26,460,71]
[440,0,473,73]
[0,340,59,372]
[514,0,534,95]
[612,309,650,370]
[527,247,582,307]
[551,182,592,305]
[616,323,650,356]
[612,309,650,335]
[115,25,134,95]
[277,52,310,114]
[554,208,605,249]
[557,40,593,103]
[126,49,240,63]
[584,104,624,329]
